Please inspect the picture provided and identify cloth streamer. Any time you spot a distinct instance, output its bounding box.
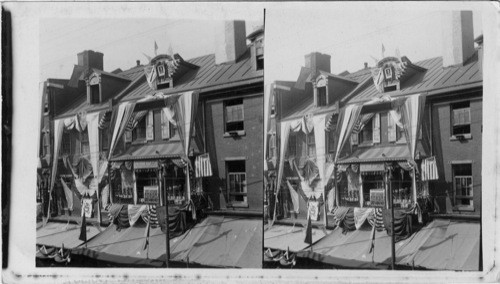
[335,104,362,162]
[127,205,148,227]
[60,178,74,211]
[286,180,300,213]
[353,207,374,230]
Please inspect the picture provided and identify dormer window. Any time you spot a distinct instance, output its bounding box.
[315,77,328,107]
[255,36,264,71]
[87,74,101,104]
[155,62,172,89]
[317,87,327,106]
[157,64,166,76]
[384,67,393,80]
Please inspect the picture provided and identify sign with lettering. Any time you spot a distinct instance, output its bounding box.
[143,186,159,204]
[370,189,385,207]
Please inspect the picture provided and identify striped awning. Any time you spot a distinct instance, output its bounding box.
[338,144,410,164]
[111,142,183,161]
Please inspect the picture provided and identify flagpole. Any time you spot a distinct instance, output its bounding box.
[160,160,170,268]
[387,166,396,270]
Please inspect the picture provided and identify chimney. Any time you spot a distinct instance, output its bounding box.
[364,62,368,69]
[305,52,331,73]
[441,11,475,67]
[78,50,104,70]
[215,21,247,65]
[136,60,141,66]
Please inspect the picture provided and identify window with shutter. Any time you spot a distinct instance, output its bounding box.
[351,133,359,145]
[146,111,154,141]
[372,113,380,143]
[161,108,171,140]
[224,99,244,133]
[451,101,471,136]
[388,113,397,142]
[307,132,316,157]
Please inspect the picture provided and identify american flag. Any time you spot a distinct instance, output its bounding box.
[421,156,439,181]
[195,153,213,178]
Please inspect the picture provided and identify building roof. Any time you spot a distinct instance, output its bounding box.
[118,48,262,102]
[54,65,153,119]
[118,65,147,81]
[346,51,482,104]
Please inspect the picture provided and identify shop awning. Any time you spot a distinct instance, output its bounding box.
[111,142,184,161]
[337,144,410,164]
[264,224,329,252]
[170,215,262,268]
[296,219,480,271]
[36,222,101,249]
[72,215,262,268]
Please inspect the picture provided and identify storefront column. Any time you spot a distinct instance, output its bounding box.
[107,163,113,204]
[412,166,417,205]
[334,166,340,207]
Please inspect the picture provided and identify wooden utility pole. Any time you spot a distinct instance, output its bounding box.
[386,167,396,270]
[160,160,170,268]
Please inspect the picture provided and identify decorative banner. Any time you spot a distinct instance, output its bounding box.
[81,198,93,218]
[308,201,319,221]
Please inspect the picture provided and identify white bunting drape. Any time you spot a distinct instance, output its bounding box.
[312,114,327,198]
[50,119,65,193]
[276,121,291,195]
[335,104,363,162]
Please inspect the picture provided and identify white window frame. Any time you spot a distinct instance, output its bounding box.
[452,163,474,210]
[227,160,247,207]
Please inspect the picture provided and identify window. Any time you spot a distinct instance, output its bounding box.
[146,111,154,141]
[384,67,393,79]
[255,37,264,71]
[44,95,49,114]
[288,134,297,156]
[225,99,244,133]
[269,134,277,159]
[61,132,71,155]
[157,64,166,76]
[451,101,471,136]
[327,130,336,153]
[317,87,327,107]
[135,170,159,204]
[80,131,90,154]
[161,109,171,139]
[133,116,147,141]
[307,132,316,157]
[270,93,276,116]
[43,133,50,156]
[90,84,100,104]
[100,129,109,151]
[452,163,473,209]
[359,119,373,144]
[227,161,247,206]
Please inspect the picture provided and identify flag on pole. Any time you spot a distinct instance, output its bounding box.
[168,44,174,57]
[143,218,151,251]
[381,44,386,58]
[79,213,87,242]
[368,222,376,254]
[304,215,313,246]
[154,41,158,56]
